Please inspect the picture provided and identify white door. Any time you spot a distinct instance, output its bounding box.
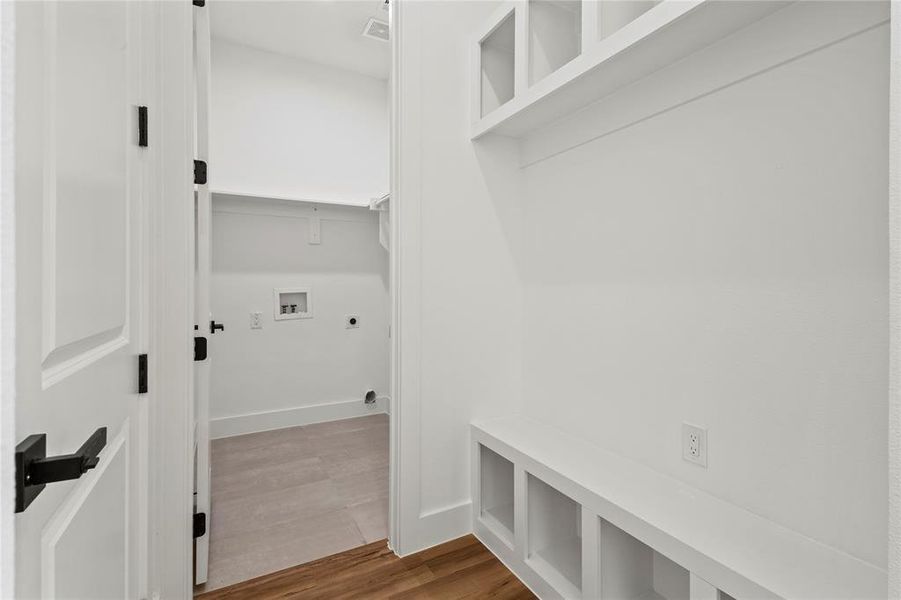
[14,1,152,598]
[193,1,213,585]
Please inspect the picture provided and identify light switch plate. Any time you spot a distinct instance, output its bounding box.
[250,311,263,329]
[682,423,707,468]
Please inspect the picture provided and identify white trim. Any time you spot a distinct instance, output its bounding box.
[889,1,901,595]
[212,193,378,224]
[0,1,15,595]
[208,187,377,208]
[147,1,194,598]
[210,398,389,439]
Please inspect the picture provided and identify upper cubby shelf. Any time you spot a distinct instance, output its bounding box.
[471,0,791,140]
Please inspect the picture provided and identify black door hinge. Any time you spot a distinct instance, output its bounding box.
[193,512,207,538]
[138,106,148,147]
[138,354,148,394]
[194,160,207,185]
[194,337,207,361]
[193,0,206,6]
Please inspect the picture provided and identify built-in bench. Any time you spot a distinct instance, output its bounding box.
[471,416,886,600]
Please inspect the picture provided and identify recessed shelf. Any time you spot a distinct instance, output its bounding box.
[527,473,582,598]
[596,0,659,41]
[529,0,581,85]
[599,518,688,600]
[471,0,791,139]
[479,8,516,118]
[478,445,515,545]
[471,417,886,599]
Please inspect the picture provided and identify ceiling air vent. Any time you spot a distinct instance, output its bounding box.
[362,18,389,42]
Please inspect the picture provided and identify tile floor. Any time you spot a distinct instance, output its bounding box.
[195,414,389,594]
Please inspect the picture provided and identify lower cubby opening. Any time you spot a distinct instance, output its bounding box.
[527,474,582,598]
[478,445,515,544]
[600,518,689,600]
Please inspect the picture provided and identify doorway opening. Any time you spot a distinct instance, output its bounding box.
[191,1,393,594]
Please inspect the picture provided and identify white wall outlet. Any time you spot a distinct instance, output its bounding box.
[682,423,707,468]
[250,311,263,329]
[346,314,360,329]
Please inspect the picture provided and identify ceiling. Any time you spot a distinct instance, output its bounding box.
[210,0,390,80]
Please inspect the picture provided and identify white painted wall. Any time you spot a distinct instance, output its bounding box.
[398,0,890,573]
[209,195,389,438]
[519,7,889,569]
[393,0,525,553]
[210,39,388,206]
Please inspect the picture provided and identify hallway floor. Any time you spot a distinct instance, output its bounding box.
[194,535,535,600]
[195,413,389,594]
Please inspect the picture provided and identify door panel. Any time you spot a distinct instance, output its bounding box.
[15,1,150,598]
[42,1,131,384]
[43,425,128,599]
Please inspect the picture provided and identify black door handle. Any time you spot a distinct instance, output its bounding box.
[210,320,224,334]
[15,427,107,513]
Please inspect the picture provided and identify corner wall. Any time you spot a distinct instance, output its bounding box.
[393,0,525,553]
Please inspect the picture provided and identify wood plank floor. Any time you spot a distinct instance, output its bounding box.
[195,535,535,600]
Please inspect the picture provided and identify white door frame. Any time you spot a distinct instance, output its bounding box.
[889,2,901,595]
[0,1,16,596]
[145,1,195,598]
[387,0,403,555]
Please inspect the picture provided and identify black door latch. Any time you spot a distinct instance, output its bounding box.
[15,427,107,513]
[210,320,224,334]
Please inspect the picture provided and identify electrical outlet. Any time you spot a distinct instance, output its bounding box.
[346,314,360,329]
[250,311,263,329]
[682,423,707,468]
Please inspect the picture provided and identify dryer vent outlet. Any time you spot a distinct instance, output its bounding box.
[364,390,378,405]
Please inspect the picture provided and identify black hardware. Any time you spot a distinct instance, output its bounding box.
[210,320,224,334]
[194,337,208,361]
[193,512,207,538]
[138,106,148,147]
[15,428,107,513]
[194,160,207,185]
[193,0,206,6]
[138,353,148,394]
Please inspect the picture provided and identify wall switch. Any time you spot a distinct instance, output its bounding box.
[682,423,707,468]
[250,311,263,329]
[346,314,360,329]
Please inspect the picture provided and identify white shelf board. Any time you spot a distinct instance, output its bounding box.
[481,503,515,545]
[472,416,886,599]
[209,188,376,208]
[471,0,791,139]
[528,536,583,599]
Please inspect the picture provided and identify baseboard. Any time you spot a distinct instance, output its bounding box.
[211,397,388,439]
[393,500,473,557]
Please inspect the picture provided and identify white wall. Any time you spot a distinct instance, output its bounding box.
[210,39,388,206]
[519,5,889,568]
[209,195,389,438]
[394,0,525,553]
[398,0,890,572]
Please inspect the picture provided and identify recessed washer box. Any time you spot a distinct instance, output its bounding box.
[273,287,312,321]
